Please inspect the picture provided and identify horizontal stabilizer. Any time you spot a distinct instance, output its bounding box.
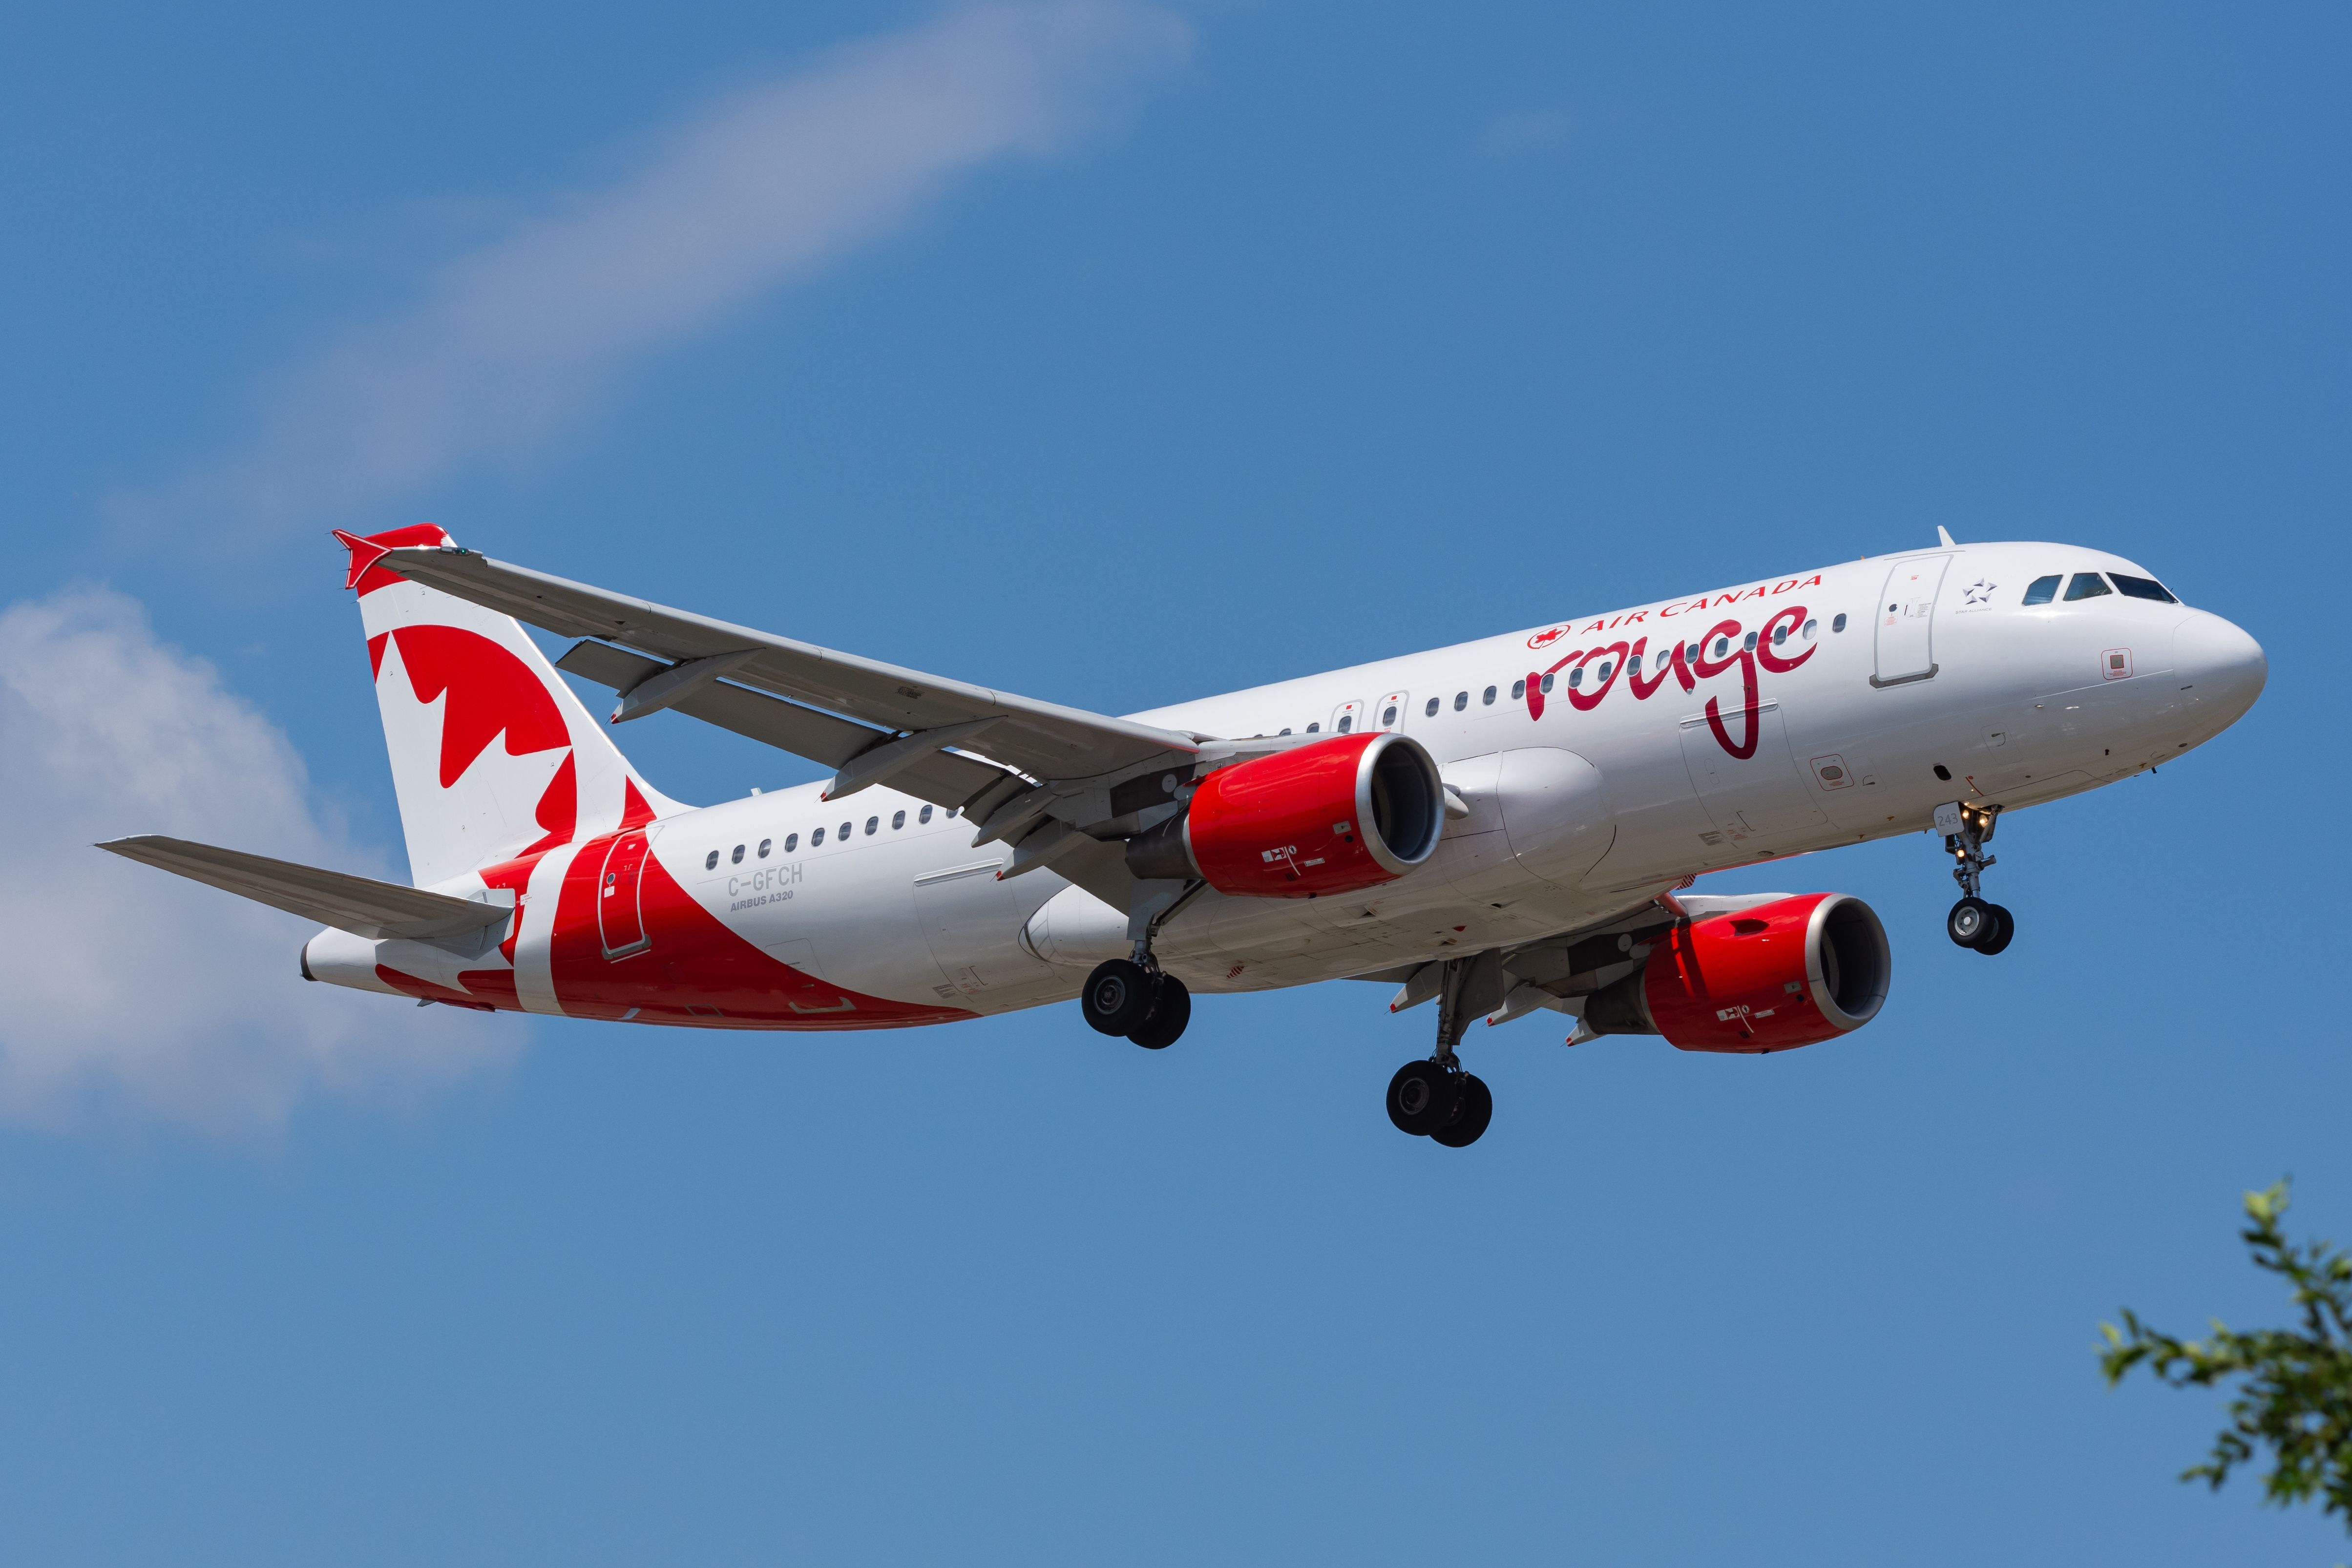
[96,836,512,942]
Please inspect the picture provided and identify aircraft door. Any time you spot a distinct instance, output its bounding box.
[597,829,652,960]
[1375,691,1409,731]
[1329,699,1366,735]
[1873,555,1951,686]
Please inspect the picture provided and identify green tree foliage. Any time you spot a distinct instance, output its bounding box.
[2101,1183,2352,1532]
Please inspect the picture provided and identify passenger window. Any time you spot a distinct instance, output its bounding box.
[1831,613,1847,632]
[1423,697,1439,717]
[1801,619,1817,639]
[1712,636,1730,659]
[758,838,772,858]
[1567,666,1584,688]
[1482,685,1496,706]
[1742,631,1757,652]
[785,833,798,852]
[1771,625,1787,646]
[918,805,933,824]
[1511,678,1527,700]
[1279,727,1292,735]
[1306,722,1320,732]
[2063,572,2112,601]
[892,810,905,830]
[1382,705,1398,726]
[2110,573,2178,603]
[812,827,825,845]
[838,821,851,840]
[1597,660,1614,680]
[1538,672,1554,694]
[1453,690,1468,711]
[1336,714,1352,733]
[2022,574,2061,606]
[705,850,719,870]
[731,844,745,864]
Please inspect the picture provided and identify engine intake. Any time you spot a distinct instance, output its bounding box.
[1581,893,1890,1052]
[1125,732,1444,898]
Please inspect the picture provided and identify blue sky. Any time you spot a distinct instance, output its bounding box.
[1,2,2347,1562]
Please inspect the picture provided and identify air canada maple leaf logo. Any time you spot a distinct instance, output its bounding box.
[372,623,579,856]
[1527,626,1568,649]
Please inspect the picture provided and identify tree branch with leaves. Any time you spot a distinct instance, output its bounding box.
[2101,1182,2352,1532]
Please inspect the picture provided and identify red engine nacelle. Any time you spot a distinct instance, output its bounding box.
[1124,732,1445,898]
[1584,893,1891,1052]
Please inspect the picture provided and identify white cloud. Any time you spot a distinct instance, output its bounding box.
[0,588,514,1134]
[121,0,1189,537]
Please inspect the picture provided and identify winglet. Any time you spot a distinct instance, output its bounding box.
[332,523,452,593]
[333,529,392,591]
[1936,525,1958,547]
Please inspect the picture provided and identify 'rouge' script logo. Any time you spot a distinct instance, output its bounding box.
[1520,580,1826,759]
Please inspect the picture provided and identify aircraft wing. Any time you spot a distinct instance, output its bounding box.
[380,545,1204,821]
[97,836,512,943]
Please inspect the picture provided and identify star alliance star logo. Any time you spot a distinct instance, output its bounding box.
[1962,578,1997,606]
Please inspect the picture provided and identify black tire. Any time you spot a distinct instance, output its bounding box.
[1430,1073,1493,1148]
[1946,897,1995,949]
[1974,903,2015,956]
[1081,959,1155,1036]
[1386,1059,1462,1137]
[1127,974,1191,1049]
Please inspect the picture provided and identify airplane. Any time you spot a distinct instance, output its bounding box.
[102,523,2266,1147]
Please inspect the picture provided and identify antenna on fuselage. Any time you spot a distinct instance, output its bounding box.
[1936,526,1959,546]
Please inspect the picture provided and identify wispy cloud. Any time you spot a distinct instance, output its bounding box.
[0,589,513,1133]
[120,0,1188,538]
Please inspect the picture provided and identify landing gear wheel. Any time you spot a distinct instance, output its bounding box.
[1947,897,1995,949]
[1386,1059,1462,1137]
[1429,1073,1492,1148]
[1082,959,1155,1036]
[1127,974,1191,1049]
[1974,903,2015,956]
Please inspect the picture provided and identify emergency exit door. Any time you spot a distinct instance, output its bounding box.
[1873,556,1950,687]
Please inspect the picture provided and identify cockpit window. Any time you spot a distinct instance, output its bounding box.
[2109,573,2178,603]
[2062,572,2112,601]
[2022,574,2061,606]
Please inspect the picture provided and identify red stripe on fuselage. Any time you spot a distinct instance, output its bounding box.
[545,833,973,1029]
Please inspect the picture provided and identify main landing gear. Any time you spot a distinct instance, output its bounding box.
[1941,801,2015,956]
[1081,958,1191,1049]
[1385,954,1496,1148]
[1083,881,1200,1049]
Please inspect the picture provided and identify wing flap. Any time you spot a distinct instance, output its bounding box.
[554,641,1017,810]
[97,836,511,943]
[385,546,1198,785]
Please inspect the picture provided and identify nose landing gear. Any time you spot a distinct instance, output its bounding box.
[1938,801,2015,954]
[1384,953,1498,1147]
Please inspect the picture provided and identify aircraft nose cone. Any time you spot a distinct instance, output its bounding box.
[2171,611,2267,727]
